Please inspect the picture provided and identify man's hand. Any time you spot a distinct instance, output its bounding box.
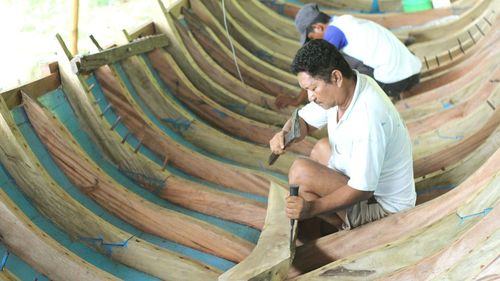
[286,195,312,220]
[269,130,287,155]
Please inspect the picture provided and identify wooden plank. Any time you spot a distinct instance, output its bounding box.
[0,94,220,280]
[0,189,118,280]
[22,89,254,263]
[219,182,297,281]
[0,71,60,110]
[288,145,500,278]
[72,34,169,74]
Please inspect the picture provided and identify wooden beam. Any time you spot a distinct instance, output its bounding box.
[71,34,169,74]
[219,182,297,280]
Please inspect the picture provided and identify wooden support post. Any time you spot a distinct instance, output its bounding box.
[71,0,79,55]
[71,34,169,74]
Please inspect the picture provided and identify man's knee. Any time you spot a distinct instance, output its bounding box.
[310,138,330,165]
[288,158,309,185]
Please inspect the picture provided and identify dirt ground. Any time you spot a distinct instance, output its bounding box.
[0,0,153,91]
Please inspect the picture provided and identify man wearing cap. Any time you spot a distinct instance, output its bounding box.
[274,3,422,108]
[270,39,416,233]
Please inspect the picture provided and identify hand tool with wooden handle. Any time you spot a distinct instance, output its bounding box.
[268,108,301,165]
[289,184,299,247]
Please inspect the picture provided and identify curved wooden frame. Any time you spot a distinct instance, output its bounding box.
[288,147,500,277]
[0,189,118,280]
[0,97,221,280]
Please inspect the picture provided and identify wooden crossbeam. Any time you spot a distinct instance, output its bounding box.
[71,34,169,74]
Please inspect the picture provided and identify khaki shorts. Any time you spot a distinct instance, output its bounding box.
[342,197,392,230]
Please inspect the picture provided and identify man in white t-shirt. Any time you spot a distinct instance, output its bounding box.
[275,3,422,108]
[270,40,416,232]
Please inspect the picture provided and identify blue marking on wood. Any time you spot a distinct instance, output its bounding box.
[161,117,192,131]
[212,108,228,118]
[441,101,453,109]
[0,250,9,271]
[254,50,273,63]
[79,236,131,255]
[416,184,456,196]
[436,130,464,140]
[457,207,493,224]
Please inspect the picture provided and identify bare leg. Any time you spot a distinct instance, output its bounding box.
[289,138,349,230]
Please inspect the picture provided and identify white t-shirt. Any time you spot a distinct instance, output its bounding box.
[298,73,416,213]
[329,15,422,84]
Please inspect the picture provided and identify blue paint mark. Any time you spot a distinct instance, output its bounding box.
[436,130,464,140]
[212,108,228,118]
[118,167,166,190]
[457,207,493,224]
[0,250,9,271]
[227,103,247,114]
[254,50,273,63]
[80,236,131,255]
[370,0,380,13]
[12,103,237,270]
[417,184,456,196]
[441,101,453,109]
[161,117,192,131]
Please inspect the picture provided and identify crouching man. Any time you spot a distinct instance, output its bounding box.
[270,40,416,232]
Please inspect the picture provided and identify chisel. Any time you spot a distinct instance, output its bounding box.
[289,184,299,247]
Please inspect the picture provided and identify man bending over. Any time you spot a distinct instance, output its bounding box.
[270,40,416,231]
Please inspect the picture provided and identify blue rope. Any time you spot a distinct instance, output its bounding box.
[161,118,191,131]
[0,250,9,271]
[457,207,493,224]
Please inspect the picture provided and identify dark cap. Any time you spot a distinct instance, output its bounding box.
[295,3,321,45]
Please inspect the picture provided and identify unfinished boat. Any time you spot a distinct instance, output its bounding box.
[0,0,498,280]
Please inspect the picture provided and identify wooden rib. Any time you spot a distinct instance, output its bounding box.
[288,147,500,278]
[0,269,19,281]
[0,189,118,280]
[403,25,500,96]
[415,125,500,204]
[22,93,254,263]
[467,255,500,281]
[222,0,300,58]
[407,64,500,136]
[0,97,221,280]
[174,16,295,116]
[258,0,476,31]
[37,78,268,229]
[146,48,311,153]
[182,8,300,98]
[219,182,296,281]
[110,55,278,196]
[199,0,292,71]
[182,0,298,85]
[413,108,499,178]
[0,71,59,110]
[410,4,497,78]
[292,170,499,280]
[380,198,500,280]
[155,3,293,127]
[397,42,500,114]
